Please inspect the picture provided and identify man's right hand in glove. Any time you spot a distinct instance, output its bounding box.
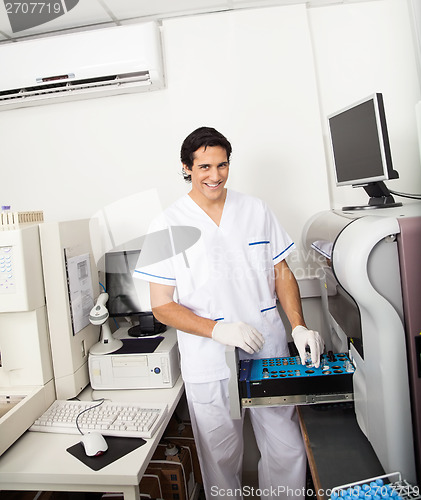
[212,321,264,354]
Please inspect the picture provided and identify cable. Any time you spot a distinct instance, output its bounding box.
[389,189,421,200]
[75,398,106,435]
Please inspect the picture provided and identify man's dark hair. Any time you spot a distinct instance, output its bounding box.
[180,127,232,182]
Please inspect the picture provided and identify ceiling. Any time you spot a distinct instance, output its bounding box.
[0,0,366,43]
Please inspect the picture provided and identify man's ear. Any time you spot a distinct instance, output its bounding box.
[182,163,192,174]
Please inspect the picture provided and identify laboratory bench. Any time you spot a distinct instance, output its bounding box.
[0,382,390,500]
[0,376,185,500]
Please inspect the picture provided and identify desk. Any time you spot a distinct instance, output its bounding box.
[298,403,385,500]
[0,376,184,500]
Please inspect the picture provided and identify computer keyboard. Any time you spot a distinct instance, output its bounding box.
[29,399,168,439]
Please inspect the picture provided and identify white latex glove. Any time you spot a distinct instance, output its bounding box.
[212,321,264,354]
[292,325,324,368]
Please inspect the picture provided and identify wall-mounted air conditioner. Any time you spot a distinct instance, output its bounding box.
[0,22,165,110]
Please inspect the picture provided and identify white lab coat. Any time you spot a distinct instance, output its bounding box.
[135,189,294,382]
[135,189,306,498]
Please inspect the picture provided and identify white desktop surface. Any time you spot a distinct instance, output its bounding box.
[0,375,184,500]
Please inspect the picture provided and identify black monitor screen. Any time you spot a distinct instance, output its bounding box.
[105,249,142,317]
[105,249,166,337]
[328,94,393,186]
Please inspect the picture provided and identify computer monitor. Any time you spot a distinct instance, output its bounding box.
[105,249,166,337]
[328,93,402,210]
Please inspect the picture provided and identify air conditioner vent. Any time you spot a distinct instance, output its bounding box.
[0,71,151,106]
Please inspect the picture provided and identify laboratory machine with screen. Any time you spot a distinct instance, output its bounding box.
[303,95,421,482]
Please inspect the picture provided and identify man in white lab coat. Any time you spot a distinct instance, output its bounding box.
[134,127,324,499]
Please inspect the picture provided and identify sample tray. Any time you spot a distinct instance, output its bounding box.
[239,352,355,407]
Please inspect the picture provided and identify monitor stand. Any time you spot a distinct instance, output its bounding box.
[343,181,402,211]
[128,312,167,337]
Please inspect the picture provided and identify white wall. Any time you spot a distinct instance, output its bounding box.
[309,0,421,210]
[161,4,329,259]
[0,0,419,274]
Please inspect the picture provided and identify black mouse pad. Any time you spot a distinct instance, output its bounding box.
[66,436,146,470]
[111,337,164,355]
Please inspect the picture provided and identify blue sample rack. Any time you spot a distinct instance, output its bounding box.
[239,352,355,407]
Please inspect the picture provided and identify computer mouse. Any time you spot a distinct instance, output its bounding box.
[80,432,108,457]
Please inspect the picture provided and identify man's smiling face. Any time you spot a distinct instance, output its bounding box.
[184,145,229,205]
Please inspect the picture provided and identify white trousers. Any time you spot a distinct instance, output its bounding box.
[185,379,306,500]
